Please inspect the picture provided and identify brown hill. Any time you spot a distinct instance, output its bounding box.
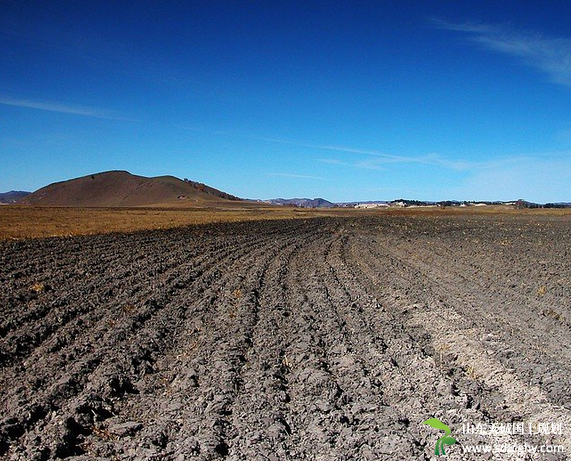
[20,170,241,207]
[0,191,31,204]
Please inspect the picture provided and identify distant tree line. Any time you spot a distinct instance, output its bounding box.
[544,203,571,208]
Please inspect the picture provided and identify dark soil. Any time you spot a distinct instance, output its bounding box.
[1,215,570,460]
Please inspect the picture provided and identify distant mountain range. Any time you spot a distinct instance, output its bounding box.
[0,191,31,204]
[265,198,336,208]
[265,198,571,209]
[14,171,241,207]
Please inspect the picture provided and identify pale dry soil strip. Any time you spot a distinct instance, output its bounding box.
[346,219,570,460]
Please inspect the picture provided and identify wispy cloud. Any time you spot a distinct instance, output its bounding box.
[0,95,136,121]
[434,19,571,89]
[317,158,350,166]
[267,172,328,181]
[317,148,472,171]
[454,154,571,202]
[253,138,476,170]
[181,127,474,171]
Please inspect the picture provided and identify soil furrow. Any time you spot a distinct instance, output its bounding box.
[1,222,317,459]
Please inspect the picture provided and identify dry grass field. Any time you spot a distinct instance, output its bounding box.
[0,205,331,240]
[1,204,569,240]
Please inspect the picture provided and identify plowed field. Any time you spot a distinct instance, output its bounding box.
[1,215,570,460]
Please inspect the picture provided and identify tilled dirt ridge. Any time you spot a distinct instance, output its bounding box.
[0,215,569,460]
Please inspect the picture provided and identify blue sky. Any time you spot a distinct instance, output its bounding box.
[1,1,570,202]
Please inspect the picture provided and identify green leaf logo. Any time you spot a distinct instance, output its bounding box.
[423,418,457,456]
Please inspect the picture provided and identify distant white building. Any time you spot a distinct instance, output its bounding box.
[355,203,390,209]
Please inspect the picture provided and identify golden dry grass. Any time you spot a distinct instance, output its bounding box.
[1,204,569,240]
[0,205,334,239]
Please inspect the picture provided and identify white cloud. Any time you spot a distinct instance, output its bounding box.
[0,95,136,121]
[179,128,473,170]
[267,172,328,181]
[446,154,571,202]
[316,149,472,171]
[255,137,473,170]
[317,158,347,165]
[434,19,571,89]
